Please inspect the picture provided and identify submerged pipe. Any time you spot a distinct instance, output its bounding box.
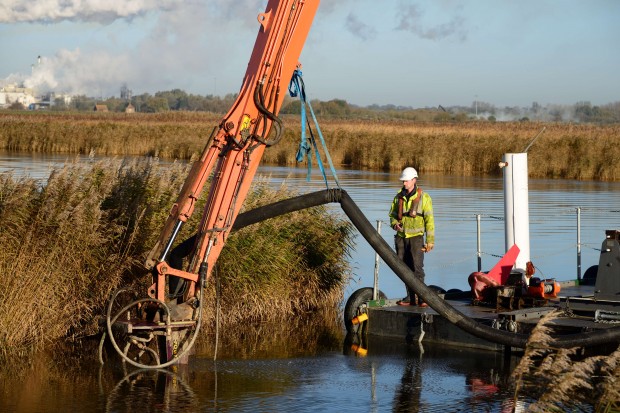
[234,189,620,349]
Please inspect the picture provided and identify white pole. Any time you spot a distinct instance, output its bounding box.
[502,153,530,272]
[373,220,382,300]
[577,207,582,281]
[476,214,482,271]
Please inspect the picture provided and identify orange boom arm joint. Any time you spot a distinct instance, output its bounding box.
[144,0,320,303]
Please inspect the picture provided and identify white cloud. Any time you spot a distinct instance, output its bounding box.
[0,0,183,24]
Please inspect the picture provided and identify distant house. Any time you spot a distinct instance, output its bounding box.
[124,103,135,113]
[94,104,109,112]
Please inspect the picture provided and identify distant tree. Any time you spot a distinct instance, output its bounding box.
[8,101,25,110]
[478,101,496,115]
[549,108,564,122]
[155,89,189,110]
[131,93,153,113]
[454,112,468,122]
[500,106,523,121]
[185,94,206,111]
[488,115,497,122]
[51,97,67,111]
[279,99,301,115]
[576,101,610,123]
[433,112,452,122]
[70,95,97,111]
[312,99,351,117]
[102,97,127,112]
[142,96,169,113]
[600,102,620,123]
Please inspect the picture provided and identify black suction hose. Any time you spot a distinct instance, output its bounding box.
[233,189,620,349]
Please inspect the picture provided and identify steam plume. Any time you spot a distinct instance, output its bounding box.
[345,13,377,41]
[395,3,467,41]
[0,0,183,24]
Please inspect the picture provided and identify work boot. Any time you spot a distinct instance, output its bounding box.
[414,294,428,307]
[397,295,412,306]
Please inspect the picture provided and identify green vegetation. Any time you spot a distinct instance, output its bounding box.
[1,111,620,180]
[0,159,353,361]
[12,87,620,123]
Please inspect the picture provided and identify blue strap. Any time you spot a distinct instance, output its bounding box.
[288,72,312,179]
[288,69,341,189]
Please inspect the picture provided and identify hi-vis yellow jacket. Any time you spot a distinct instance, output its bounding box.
[389,186,435,243]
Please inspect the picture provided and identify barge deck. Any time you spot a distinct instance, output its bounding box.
[361,282,618,353]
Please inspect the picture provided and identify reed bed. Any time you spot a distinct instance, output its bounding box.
[2,112,619,180]
[511,310,620,410]
[0,158,353,361]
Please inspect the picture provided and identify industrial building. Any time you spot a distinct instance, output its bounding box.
[0,84,36,108]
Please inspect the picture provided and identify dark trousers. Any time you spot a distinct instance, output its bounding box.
[394,235,425,301]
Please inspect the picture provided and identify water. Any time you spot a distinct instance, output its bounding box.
[3,152,618,299]
[258,165,620,300]
[2,152,619,303]
[1,341,521,413]
[1,151,619,411]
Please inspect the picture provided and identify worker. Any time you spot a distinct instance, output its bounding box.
[389,167,435,306]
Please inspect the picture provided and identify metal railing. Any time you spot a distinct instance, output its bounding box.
[371,207,617,297]
[474,207,607,282]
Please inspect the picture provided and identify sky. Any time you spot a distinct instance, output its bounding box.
[1,0,619,108]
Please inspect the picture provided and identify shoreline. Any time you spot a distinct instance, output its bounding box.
[1,111,619,181]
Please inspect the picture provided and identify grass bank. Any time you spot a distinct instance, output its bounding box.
[1,112,619,180]
[0,159,353,361]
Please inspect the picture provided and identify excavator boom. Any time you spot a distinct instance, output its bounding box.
[145,0,319,301]
[104,0,319,369]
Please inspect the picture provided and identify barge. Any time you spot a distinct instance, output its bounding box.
[344,152,620,355]
[346,278,618,355]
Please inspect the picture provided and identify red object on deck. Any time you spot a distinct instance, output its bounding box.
[468,244,520,301]
[485,244,520,285]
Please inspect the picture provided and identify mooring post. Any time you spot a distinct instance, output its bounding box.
[476,214,482,272]
[576,207,582,282]
[373,220,382,300]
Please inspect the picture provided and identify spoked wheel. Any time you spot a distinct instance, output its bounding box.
[102,289,199,369]
[105,367,199,412]
[114,299,162,367]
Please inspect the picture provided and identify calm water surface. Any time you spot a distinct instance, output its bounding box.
[259,165,620,300]
[1,151,618,412]
[1,340,521,413]
[4,152,617,298]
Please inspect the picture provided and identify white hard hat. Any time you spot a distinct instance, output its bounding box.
[399,167,418,181]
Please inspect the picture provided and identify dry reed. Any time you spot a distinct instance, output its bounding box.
[511,310,620,410]
[0,158,353,362]
[2,112,620,180]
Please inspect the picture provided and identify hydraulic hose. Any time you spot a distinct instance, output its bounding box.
[252,81,283,147]
[234,189,620,349]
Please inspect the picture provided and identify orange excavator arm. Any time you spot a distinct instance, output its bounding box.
[144,0,320,302]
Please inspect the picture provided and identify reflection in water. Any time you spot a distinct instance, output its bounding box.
[0,152,616,411]
[360,334,528,412]
[0,319,576,412]
[103,367,199,413]
[393,357,423,412]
